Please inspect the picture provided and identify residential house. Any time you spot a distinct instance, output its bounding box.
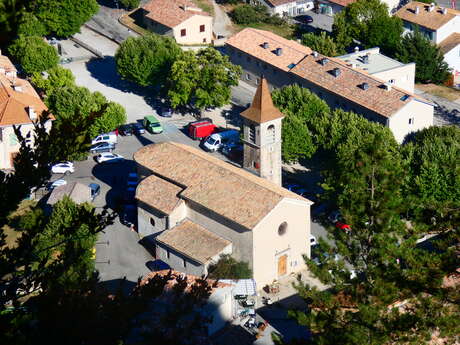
[395,1,460,83]
[316,0,400,16]
[336,47,416,93]
[0,51,51,170]
[134,130,312,288]
[226,28,434,143]
[255,0,314,17]
[141,0,213,45]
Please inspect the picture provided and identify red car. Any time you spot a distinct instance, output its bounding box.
[335,221,351,232]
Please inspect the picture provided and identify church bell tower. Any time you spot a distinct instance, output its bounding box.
[240,78,284,186]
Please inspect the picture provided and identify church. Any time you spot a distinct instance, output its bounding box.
[133,78,312,288]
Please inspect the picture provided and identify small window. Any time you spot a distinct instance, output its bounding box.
[249,124,256,142]
[409,117,414,125]
[278,222,288,236]
[150,218,155,227]
[181,29,186,37]
[256,78,260,85]
[167,250,170,259]
[246,73,251,80]
[183,259,187,268]
[200,24,205,32]
[389,79,395,84]
[267,124,275,144]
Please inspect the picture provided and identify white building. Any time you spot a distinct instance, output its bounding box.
[257,0,314,17]
[337,47,416,93]
[317,0,400,16]
[439,33,460,84]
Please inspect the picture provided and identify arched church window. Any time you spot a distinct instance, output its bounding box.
[267,124,275,144]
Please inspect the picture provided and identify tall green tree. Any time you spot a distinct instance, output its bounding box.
[208,255,252,279]
[167,48,241,109]
[29,0,98,37]
[16,11,47,37]
[332,0,403,55]
[8,36,59,74]
[396,28,451,84]
[115,34,181,87]
[31,66,76,95]
[301,31,339,57]
[271,84,330,162]
[0,0,28,45]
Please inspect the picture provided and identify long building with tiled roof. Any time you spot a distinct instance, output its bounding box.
[141,0,213,45]
[225,28,434,143]
[0,52,52,170]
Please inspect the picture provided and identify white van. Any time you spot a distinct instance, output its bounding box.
[91,132,117,145]
[203,130,239,152]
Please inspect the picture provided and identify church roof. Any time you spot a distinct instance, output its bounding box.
[240,77,284,124]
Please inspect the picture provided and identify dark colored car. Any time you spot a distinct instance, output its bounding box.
[119,124,134,136]
[297,15,313,24]
[90,142,115,154]
[120,204,137,227]
[89,183,100,201]
[133,122,145,135]
[160,107,173,118]
[222,142,243,161]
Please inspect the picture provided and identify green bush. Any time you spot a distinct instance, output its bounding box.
[208,255,252,279]
[8,36,59,74]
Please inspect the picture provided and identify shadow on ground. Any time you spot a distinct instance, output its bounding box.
[98,277,138,295]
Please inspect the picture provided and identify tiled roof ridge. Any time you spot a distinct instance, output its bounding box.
[167,142,306,202]
[246,28,311,56]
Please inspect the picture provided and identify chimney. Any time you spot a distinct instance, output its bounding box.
[351,63,357,68]
[428,3,435,11]
[320,58,329,66]
[442,7,447,14]
[361,82,370,90]
[332,68,341,77]
[363,55,369,64]
[415,6,419,14]
[182,4,187,10]
[28,106,37,121]
[263,42,269,49]
[383,83,392,91]
[275,47,283,56]
[312,51,318,57]
[354,46,359,53]
[13,85,22,92]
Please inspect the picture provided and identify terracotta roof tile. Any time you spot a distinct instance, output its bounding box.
[395,1,460,31]
[142,0,211,28]
[136,174,183,214]
[134,142,311,230]
[439,33,460,54]
[241,77,284,123]
[226,28,311,72]
[0,55,17,73]
[156,220,231,264]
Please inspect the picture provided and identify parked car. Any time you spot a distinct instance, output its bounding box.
[119,124,134,136]
[329,210,352,232]
[133,122,145,135]
[160,107,173,118]
[127,172,138,187]
[96,153,124,164]
[296,15,313,24]
[188,119,216,140]
[90,142,115,154]
[143,115,163,134]
[92,132,117,145]
[309,235,318,247]
[51,162,74,174]
[203,130,240,152]
[222,142,244,161]
[48,179,67,190]
[89,183,100,201]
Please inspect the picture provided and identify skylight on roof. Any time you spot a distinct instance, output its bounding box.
[288,63,296,69]
[400,95,410,101]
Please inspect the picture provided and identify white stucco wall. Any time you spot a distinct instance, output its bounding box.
[435,16,459,44]
[173,15,213,45]
[444,43,460,83]
[388,98,434,143]
[267,0,314,17]
[372,63,416,94]
[251,198,311,288]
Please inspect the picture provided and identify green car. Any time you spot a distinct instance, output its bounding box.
[143,115,163,134]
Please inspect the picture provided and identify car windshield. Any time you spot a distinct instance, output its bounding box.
[207,138,217,145]
[152,123,161,128]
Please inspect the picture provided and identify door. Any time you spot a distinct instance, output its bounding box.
[278,255,287,277]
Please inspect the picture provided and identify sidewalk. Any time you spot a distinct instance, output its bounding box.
[414,88,460,126]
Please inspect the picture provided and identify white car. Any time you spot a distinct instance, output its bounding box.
[96,153,124,164]
[309,235,318,247]
[49,179,67,190]
[51,162,74,174]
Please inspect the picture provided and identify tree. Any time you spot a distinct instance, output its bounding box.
[332,0,403,55]
[208,255,252,279]
[115,34,181,87]
[8,36,59,74]
[91,102,127,138]
[31,66,76,95]
[0,0,28,45]
[301,31,338,57]
[401,126,460,233]
[119,0,140,10]
[271,85,330,162]
[396,28,451,84]
[167,48,241,109]
[230,4,268,24]
[29,0,98,37]
[17,11,47,37]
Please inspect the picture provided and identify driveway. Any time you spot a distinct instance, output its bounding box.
[212,0,234,44]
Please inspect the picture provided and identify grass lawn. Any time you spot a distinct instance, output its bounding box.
[119,10,151,36]
[2,200,37,249]
[192,0,214,16]
[416,83,460,102]
[234,23,295,39]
